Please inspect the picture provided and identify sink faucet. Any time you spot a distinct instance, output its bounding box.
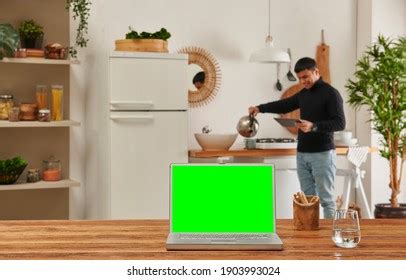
[202,125,212,134]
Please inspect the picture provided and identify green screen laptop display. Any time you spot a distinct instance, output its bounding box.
[171,164,275,233]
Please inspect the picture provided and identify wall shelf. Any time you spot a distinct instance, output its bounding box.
[0,179,80,191]
[0,58,80,65]
[0,120,80,128]
[0,0,80,220]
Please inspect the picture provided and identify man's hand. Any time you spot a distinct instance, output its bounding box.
[248,106,259,116]
[296,119,314,133]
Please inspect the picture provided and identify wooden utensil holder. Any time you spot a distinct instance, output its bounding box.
[293,195,320,230]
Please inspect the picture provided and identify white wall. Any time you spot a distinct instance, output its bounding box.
[76,0,358,218]
[372,0,406,38]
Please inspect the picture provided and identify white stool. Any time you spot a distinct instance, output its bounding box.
[336,146,373,219]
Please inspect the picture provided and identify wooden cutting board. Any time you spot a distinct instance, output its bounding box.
[280,84,303,134]
[280,30,331,134]
[316,31,331,84]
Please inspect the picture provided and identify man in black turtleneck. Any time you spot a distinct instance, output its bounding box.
[248,57,345,218]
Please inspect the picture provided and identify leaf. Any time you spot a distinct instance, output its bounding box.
[0,23,20,58]
[66,0,91,58]
[125,26,171,41]
[0,156,27,174]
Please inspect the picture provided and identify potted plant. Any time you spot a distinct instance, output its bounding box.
[346,35,406,218]
[18,19,44,49]
[115,27,171,53]
[0,23,20,60]
[0,156,28,185]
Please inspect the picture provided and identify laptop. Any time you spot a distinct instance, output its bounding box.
[166,163,283,250]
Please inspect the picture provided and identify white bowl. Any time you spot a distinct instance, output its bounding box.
[334,131,352,142]
[194,133,238,151]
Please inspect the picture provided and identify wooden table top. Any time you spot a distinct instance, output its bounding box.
[189,147,378,158]
[0,219,404,260]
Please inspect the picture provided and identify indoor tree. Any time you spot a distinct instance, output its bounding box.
[346,35,406,208]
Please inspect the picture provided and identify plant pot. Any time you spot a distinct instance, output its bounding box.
[21,35,43,49]
[374,203,406,218]
[115,39,168,53]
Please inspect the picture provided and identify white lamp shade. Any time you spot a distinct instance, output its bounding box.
[249,40,290,63]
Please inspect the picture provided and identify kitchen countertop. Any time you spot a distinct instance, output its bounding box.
[189,147,378,158]
[0,219,404,260]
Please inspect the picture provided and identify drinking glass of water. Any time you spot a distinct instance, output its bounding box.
[332,209,361,248]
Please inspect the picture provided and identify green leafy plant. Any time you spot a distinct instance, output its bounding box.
[18,20,44,39]
[0,156,28,173]
[66,0,91,58]
[346,35,406,207]
[126,27,171,40]
[0,156,28,184]
[0,23,20,60]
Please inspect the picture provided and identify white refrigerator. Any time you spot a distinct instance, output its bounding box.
[109,52,188,219]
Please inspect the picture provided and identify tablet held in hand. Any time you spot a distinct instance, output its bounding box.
[274,118,302,128]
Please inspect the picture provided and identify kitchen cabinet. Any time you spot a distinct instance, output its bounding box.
[0,0,80,219]
[108,52,188,219]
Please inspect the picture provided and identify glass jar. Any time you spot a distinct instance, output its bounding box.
[36,85,48,110]
[0,94,14,120]
[51,85,63,121]
[15,48,27,58]
[19,103,38,121]
[42,157,62,181]
[8,107,20,122]
[38,109,51,122]
[27,168,41,183]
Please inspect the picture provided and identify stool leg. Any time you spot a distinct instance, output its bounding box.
[342,174,352,210]
[356,173,373,219]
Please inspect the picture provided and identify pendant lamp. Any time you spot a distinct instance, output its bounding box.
[249,0,290,63]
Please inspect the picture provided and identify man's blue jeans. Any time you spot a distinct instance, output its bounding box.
[296,150,336,218]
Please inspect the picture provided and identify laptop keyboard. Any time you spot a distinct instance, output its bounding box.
[179,234,270,240]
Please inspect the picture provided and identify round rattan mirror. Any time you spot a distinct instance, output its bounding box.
[178,46,221,107]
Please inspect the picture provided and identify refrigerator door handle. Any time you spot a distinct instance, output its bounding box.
[110,101,154,109]
[110,115,154,121]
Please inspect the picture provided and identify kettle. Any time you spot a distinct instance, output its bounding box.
[236,114,259,138]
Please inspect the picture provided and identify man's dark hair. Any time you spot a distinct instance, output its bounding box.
[193,71,205,84]
[294,57,317,73]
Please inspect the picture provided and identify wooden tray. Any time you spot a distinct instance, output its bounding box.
[115,39,168,52]
[26,48,45,58]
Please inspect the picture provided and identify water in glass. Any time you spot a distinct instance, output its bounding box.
[332,209,361,248]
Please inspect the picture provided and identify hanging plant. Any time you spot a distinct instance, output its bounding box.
[66,0,91,58]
